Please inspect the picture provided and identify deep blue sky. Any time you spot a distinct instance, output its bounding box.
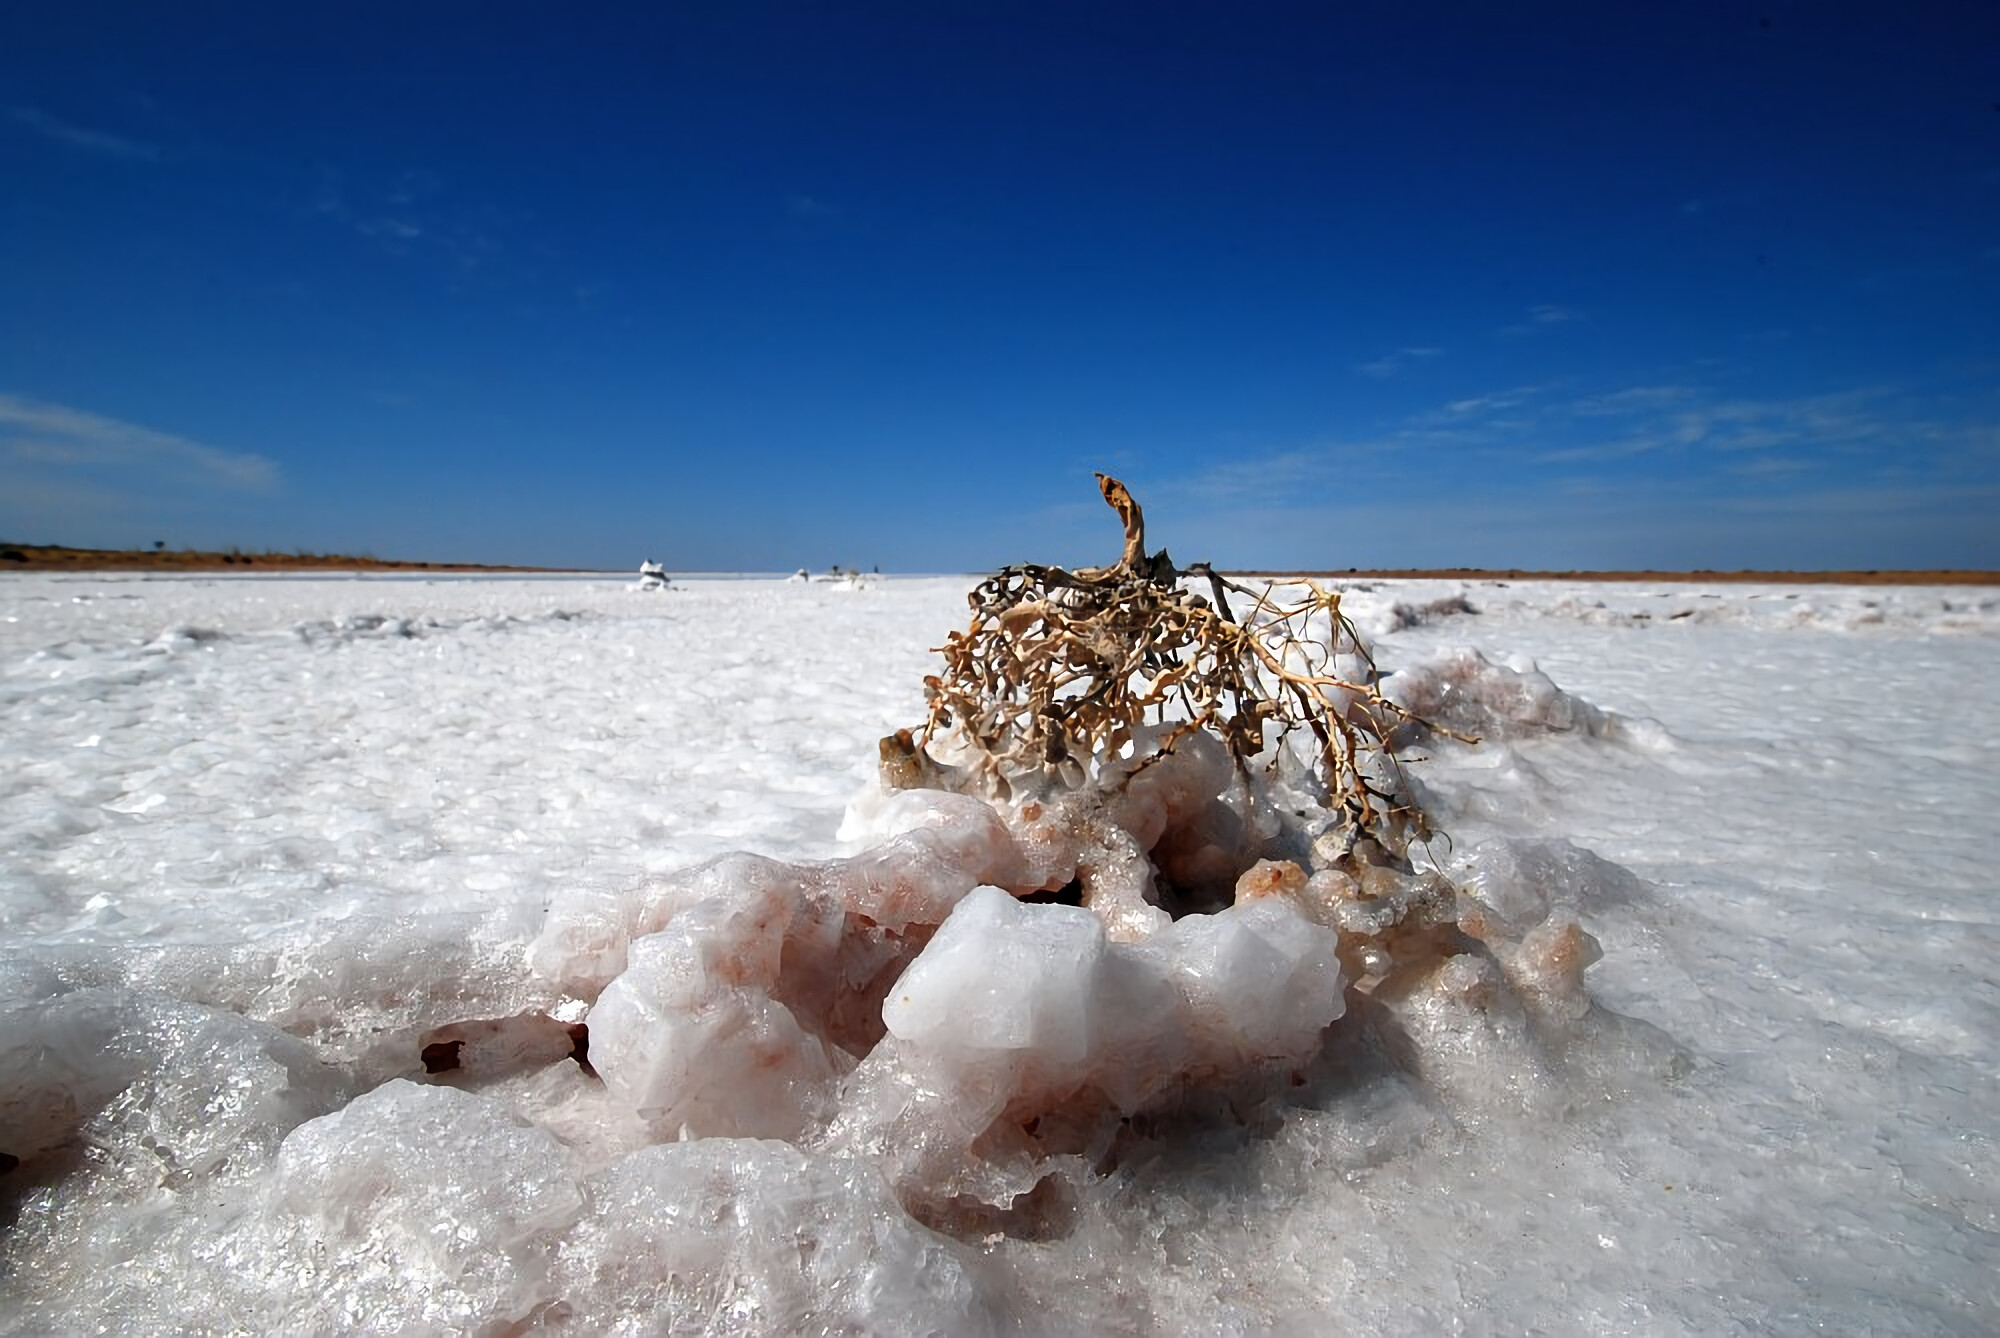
[4,3,1996,570]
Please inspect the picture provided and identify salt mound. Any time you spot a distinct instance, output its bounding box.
[586,877,853,1141]
[1387,592,1479,631]
[527,719,1638,1244]
[1460,836,1646,936]
[823,887,1345,1227]
[0,736,1673,1336]
[1386,646,1668,747]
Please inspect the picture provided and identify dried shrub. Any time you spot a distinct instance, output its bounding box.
[886,474,1462,860]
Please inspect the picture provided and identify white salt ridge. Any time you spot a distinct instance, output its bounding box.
[2,571,1996,1333]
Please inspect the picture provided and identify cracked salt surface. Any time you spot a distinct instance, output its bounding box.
[2,571,1996,1334]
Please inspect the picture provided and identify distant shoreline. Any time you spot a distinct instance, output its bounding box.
[1235,568,2000,586]
[3,543,1994,585]
[0,543,578,574]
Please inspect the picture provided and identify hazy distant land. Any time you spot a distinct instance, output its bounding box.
[0,543,572,574]
[4,542,1994,585]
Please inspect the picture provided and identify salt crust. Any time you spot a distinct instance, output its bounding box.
[550,721,1628,1256]
[2,699,1625,1335]
[6,574,1994,1332]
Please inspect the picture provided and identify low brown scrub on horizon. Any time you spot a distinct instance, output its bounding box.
[0,542,566,574]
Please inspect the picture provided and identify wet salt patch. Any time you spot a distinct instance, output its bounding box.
[2,572,1997,1332]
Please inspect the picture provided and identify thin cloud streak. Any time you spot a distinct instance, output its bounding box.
[1498,304,1584,337]
[1357,347,1442,379]
[9,106,160,161]
[1571,386,1694,416]
[0,393,278,490]
[1135,374,1997,568]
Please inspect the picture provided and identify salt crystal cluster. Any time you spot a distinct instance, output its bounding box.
[0,674,1633,1336]
[9,732,1626,1331]
[522,722,1617,1241]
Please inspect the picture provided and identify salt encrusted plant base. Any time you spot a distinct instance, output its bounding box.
[531,478,1620,1235]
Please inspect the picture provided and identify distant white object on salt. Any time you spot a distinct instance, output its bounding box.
[635,561,669,591]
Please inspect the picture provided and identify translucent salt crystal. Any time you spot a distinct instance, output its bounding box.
[1101,727,1234,852]
[0,987,349,1178]
[826,820,1014,929]
[553,1139,995,1335]
[535,791,1018,998]
[1509,919,1604,1020]
[531,853,802,997]
[1076,823,1171,942]
[1003,794,1093,892]
[1302,867,1361,915]
[884,886,1105,1065]
[586,883,845,1140]
[1234,858,1309,904]
[1461,838,1645,940]
[1144,898,1346,1068]
[870,887,1344,1187]
[268,1080,584,1333]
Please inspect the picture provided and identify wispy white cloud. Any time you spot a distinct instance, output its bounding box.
[310,164,510,274]
[358,218,425,241]
[1131,371,1997,568]
[1148,476,1998,571]
[1438,387,1541,418]
[1505,385,1975,483]
[1725,454,1816,478]
[1532,433,1678,465]
[0,393,277,491]
[1356,347,1442,379]
[1571,386,1693,416]
[8,106,160,161]
[785,194,839,220]
[1399,385,1549,435]
[1173,448,1357,500]
[1498,304,1584,337]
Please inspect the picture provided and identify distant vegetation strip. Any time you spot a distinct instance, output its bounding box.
[1233,567,2000,586]
[0,543,573,573]
[5,544,1992,585]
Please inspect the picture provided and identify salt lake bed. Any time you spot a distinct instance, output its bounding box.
[2,569,1996,1334]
